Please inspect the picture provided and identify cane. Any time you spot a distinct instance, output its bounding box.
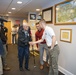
[32,45,36,68]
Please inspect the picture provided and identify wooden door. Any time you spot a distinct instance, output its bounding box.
[4,21,11,44]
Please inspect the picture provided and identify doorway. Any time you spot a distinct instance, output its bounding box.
[4,21,11,44]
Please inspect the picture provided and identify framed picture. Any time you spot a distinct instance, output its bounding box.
[54,0,76,25]
[60,29,72,43]
[37,15,42,20]
[30,14,36,20]
[42,6,53,23]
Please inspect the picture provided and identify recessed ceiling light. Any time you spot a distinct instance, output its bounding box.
[36,9,40,11]
[8,12,11,13]
[12,8,16,10]
[17,1,22,4]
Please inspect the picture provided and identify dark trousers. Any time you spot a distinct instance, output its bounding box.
[18,45,29,69]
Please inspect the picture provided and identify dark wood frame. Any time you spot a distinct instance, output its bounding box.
[60,29,72,43]
[54,0,76,25]
[42,6,53,23]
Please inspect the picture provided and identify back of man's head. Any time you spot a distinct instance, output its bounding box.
[39,19,46,24]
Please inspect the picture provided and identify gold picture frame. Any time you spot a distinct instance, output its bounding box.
[60,29,72,43]
[54,0,76,25]
[42,6,53,23]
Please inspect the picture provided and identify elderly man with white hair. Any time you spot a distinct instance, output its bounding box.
[17,22,32,71]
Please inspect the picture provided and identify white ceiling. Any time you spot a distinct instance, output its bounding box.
[0,0,52,18]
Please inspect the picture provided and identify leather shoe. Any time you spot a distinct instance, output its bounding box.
[45,62,49,67]
[19,67,24,71]
[40,65,44,70]
[25,68,30,71]
[46,63,49,67]
[3,66,10,71]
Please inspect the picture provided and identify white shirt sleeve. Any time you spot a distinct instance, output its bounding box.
[42,31,45,40]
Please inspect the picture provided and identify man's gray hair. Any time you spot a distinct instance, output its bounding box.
[39,19,46,24]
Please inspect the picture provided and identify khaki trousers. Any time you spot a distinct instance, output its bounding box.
[48,45,60,75]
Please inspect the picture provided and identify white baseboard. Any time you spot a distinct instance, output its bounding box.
[43,57,74,75]
[58,66,74,75]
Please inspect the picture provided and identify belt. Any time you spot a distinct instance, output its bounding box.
[48,44,58,48]
[48,46,51,48]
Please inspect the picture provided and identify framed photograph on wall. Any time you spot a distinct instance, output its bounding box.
[30,14,36,20]
[37,15,42,20]
[54,0,76,25]
[42,6,53,23]
[60,29,72,43]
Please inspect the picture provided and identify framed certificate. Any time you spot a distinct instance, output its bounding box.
[60,29,72,43]
[42,6,53,23]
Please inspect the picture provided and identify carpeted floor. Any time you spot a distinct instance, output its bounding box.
[3,44,64,75]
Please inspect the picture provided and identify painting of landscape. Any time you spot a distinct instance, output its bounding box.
[55,0,76,25]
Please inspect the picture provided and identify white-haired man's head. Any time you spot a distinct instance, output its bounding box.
[23,22,28,30]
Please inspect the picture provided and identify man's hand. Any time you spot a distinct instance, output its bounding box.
[29,42,35,45]
[51,47,53,50]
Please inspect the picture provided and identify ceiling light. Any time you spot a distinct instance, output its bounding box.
[36,9,40,11]
[12,8,16,10]
[8,12,11,14]
[17,1,22,4]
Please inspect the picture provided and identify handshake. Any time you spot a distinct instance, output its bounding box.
[29,39,42,46]
[29,41,36,45]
